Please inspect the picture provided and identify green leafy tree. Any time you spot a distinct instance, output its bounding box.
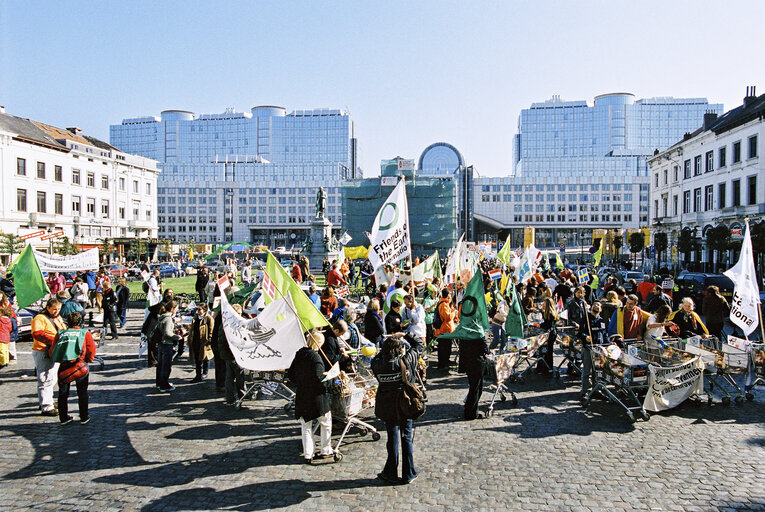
[53,236,79,256]
[706,225,731,272]
[99,237,112,264]
[0,233,26,263]
[161,239,172,260]
[654,232,668,265]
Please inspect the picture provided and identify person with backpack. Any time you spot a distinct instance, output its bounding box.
[49,312,96,424]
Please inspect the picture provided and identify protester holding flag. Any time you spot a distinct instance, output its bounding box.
[31,298,66,415]
[288,331,333,464]
[49,311,96,425]
[701,286,730,340]
[371,332,423,484]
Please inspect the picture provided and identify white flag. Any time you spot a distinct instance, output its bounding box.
[221,292,305,371]
[322,362,341,382]
[368,178,411,272]
[723,221,761,335]
[339,232,352,246]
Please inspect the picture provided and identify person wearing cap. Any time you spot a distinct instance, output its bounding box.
[31,298,66,415]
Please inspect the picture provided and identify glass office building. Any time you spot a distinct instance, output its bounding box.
[110,106,359,245]
[473,93,723,249]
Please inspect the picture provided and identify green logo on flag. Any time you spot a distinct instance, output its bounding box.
[378,202,399,231]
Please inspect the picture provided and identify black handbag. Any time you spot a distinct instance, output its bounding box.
[396,359,426,421]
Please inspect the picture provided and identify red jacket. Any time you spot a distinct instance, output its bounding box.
[292,264,302,283]
[0,316,11,343]
[49,327,97,385]
[327,269,346,286]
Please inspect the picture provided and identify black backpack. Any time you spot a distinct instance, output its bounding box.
[142,281,149,293]
[432,302,443,330]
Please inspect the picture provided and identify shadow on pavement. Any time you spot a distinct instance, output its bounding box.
[139,477,382,511]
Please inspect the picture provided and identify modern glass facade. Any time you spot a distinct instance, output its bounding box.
[110,107,359,245]
[474,93,723,248]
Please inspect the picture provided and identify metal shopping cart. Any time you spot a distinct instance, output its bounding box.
[326,363,380,461]
[552,326,580,381]
[484,350,519,417]
[583,340,653,423]
[749,343,765,400]
[235,370,295,411]
[672,336,751,406]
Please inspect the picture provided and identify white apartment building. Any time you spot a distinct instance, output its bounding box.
[0,108,159,259]
[648,88,764,271]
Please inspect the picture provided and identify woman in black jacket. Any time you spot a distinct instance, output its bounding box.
[363,299,384,347]
[370,333,422,485]
[115,277,130,329]
[287,331,333,464]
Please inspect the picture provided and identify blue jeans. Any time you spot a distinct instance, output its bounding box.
[383,419,416,482]
[156,344,174,389]
[489,323,506,351]
[118,308,127,328]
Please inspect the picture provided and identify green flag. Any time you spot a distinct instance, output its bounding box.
[265,251,328,331]
[497,235,513,266]
[14,245,50,309]
[593,242,603,267]
[555,253,564,270]
[504,279,525,338]
[439,271,490,340]
[383,287,407,315]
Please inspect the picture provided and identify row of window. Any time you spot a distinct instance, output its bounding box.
[481,193,634,203]
[480,183,635,193]
[16,158,152,194]
[510,214,634,223]
[15,189,149,221]
[157,186,340,195]
[660,135,758,185]
[656,175,759,217]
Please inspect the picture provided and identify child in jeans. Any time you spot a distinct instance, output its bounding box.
[0,306,13,367]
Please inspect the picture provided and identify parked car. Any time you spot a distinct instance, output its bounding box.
[151,263,181,278]
[16,307,39,341]
[108,264,131,277]
[616,271,646,284]
[675,272,734,305]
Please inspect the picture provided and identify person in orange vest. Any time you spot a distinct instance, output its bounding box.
[435,289,457,370]
[31,298,66,416]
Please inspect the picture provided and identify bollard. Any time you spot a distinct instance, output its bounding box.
[88,311,94,327]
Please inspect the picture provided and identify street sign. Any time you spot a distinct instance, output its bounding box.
[649,246,655,258]
[40,231,64,241]
[19,230,45,241]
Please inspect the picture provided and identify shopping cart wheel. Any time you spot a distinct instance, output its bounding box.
[234,402,242,410]
[639,410,650,421]
[500,394,507,402]
[359,428,368,437]
[334,452,343,462]
[284,403,293,412]
[721,397,731,407]
[707,396,713,406]
[626,412,636,423]
[553,370,560,380]
[372,432,381,441]
[511,396,518,407]
[746,392,754,401]
[734,396,744,405]
[486,409,493,418]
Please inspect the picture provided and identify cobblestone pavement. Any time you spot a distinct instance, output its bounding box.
[1,309,764,512]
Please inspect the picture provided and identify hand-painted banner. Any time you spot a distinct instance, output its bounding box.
[220,292,305,371]
[33,248,99,272]
[643,357,704,412]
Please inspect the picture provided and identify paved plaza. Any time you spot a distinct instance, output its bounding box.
[1,309,764,512]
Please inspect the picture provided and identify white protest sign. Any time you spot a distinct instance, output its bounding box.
[643,357,704,412]
[34,249,99,272]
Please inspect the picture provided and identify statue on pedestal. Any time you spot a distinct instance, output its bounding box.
[315,187,327,219]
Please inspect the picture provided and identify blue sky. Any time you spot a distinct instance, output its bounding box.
[2,1,763,177]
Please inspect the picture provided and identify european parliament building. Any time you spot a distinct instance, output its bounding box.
[473,93,723,250]
[110,106,360,247]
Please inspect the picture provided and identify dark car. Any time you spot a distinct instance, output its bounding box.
[675,272,734,306]
[150,263,180,279]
